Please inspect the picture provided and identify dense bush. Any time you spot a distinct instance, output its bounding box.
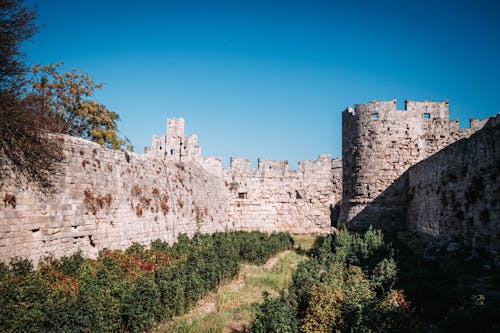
[251,227,419,332]
[250,291,299,333]
[0,231,292,332]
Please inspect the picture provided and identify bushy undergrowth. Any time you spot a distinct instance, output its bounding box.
[250,227,418,333]
[0,231,293,332]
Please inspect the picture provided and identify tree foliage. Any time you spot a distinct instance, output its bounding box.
[0,0,63,187]
[28,63,133,150]
[1,1,132,189]
[0,0,37,94]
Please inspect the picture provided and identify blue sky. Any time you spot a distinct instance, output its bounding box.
[25,0,500,166]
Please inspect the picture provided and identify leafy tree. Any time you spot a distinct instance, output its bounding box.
[0,0,62,187]
[0,0,37,94]
[28,63,133,150]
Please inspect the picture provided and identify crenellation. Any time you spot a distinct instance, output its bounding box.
[339,99,492,226]
[1,117,342,264]
[404,100,449,119]
[341,99,498,260]
[228,157,251,172]
[258,159,289,177]
[6,99,494,265]
[222,154,341,233]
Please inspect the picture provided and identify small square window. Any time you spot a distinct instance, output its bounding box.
[372,113,379,119]
[238,192,247,199]
[423,113,430,119]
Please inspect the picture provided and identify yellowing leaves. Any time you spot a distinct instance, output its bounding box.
[27,63,133,151]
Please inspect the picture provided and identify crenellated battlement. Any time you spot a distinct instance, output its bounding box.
[222,155,336,178]
[340,99,491,226]
[144,117,201,161]
[344,99,450,123]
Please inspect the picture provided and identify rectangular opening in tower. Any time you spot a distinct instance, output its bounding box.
[423,113,430,119]
[238,192,247,199]
[372,113,379,119]
[171,149,176,156]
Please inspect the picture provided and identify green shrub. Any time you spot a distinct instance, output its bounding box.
[289,259,323,314]
[301,283,344,333]
[9,256,33,275]
[122,273,162,332]
[56,250,84,276]
[251,227,420,333]
[249,291,299,333]
[0,230,292,332]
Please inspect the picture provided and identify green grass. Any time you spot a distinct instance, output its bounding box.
[155,235,316,333]
[294,234,323,253]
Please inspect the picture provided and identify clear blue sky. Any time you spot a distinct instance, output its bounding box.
[25,0,500,166]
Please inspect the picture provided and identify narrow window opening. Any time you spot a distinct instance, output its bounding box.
[423,113,430,119]
[170,149,176,156]
[295,191,302,199]
[238,192,247,199]
[372,113,379,119]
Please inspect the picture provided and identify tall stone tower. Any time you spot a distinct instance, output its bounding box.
[144,118,201,160]
[339,99,488,228]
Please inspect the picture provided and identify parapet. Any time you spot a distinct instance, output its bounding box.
[229,157,251,171]
[201,156,223,176]
[225,155,335,178]
[258,159,288,172]
[167,118,185,138]
[343,99,450,122]
[405,100,449,119]
[145,117,201,161]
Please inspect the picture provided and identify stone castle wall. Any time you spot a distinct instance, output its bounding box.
[0,136,230,264]
[340,99,489,227]
[406,115,500,258]
[339,99,499,259]
[1,119,341,263]
[222,156,341,234]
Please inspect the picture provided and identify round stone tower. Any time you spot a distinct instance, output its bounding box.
[339,99,452,227]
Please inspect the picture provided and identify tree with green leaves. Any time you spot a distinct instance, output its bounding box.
[0,0,63,187]
[0,0,37,94]
[28,63,133,150]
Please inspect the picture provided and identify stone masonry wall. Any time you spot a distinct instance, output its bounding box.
[0,136,230,264]
[340,99,489,227]
[1,118,342,263]
[222,155,342,234]
[145,117,342,234]
[406,115,500,258]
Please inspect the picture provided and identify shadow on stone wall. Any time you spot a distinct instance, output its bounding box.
[345,115,500,259]
[346,171,409,232]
